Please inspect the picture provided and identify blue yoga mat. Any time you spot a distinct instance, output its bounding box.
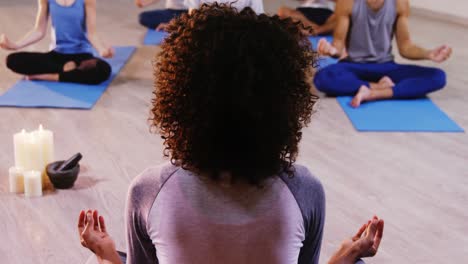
[0,46,136,109]
[308,35,333,49]
[337,96,464,132]
[143,30,168,45]
[308,35,338,69]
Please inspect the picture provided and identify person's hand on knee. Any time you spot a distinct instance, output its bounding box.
[317,38,337,57]
[329,216,384,264]
[428,45,452,63]
[0,34,19,51]
[99,46,115,58]
[78,210,122,264]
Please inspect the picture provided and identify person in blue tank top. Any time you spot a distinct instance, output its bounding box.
[0,0,114,85]
[313,0,452,107]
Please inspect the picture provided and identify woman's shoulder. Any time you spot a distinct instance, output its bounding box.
[278,164,325,216]
[128,162,181,198]
[282,164,323,191]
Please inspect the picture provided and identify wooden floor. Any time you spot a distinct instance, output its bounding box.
[0,1,467,263]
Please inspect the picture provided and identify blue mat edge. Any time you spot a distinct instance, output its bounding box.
[336,96,465,133]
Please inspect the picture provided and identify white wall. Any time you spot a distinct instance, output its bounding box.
[411,0,468,19]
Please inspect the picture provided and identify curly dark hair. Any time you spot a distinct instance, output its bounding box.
[151,3,318,184]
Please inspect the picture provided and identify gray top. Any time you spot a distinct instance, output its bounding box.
[125,163,325,264]
[347,0,397,63]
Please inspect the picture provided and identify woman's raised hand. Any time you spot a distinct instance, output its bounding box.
[78,210,122,264]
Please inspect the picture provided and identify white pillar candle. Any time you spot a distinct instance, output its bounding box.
[9,167,24,193]
[32,125,54,187]
[13,129,31,169]
[24,171,42,197]
[32,124,54,165]
[27,136,45,173]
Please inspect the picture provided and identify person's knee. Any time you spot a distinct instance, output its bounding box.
[90,60,112,84]
[430,68,447,90]
[5,53,20,71]
[313,68,336,94]
[139,12,151,28]
[77,59,111,85]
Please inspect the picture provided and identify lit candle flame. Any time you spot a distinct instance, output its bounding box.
[39,124,43,131]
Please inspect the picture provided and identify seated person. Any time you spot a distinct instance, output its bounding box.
[184,0,264,14]
[314,0,452,107]
[77,4,384,264]
[135,0,188,31]
[278,0,337,35]
[0,0,113,85]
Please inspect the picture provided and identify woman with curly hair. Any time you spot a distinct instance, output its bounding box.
[77,4,383,264]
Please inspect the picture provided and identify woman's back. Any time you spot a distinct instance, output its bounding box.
[126,164,325,264]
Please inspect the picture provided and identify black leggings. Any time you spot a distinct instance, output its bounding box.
[296,7,333,26]
[6,51,112,85]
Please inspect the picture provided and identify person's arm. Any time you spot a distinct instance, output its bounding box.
[314,0,338,34]
[85,0,114,58]
[135,0,158,8]
[395,0,451,62]
[0,0,48,50]
[78,210,123,264]
[317,0,352,58]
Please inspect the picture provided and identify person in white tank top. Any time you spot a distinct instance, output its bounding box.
[278,0,337,35]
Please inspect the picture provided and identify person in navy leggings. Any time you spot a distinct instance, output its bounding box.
[135,0,187,31]
[313,0,452,107]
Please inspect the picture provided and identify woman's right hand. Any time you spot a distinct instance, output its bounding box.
[0,34,19,50]
[78,210,122,264]
[329,216,385,264]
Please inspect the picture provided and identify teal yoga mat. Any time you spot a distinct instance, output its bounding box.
[0,46,136,109]
[337,96,464,132]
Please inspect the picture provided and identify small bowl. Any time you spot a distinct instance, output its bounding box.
[46,161,80,189]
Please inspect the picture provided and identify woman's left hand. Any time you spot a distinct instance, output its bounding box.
[78,210,122,264]
[0,34,19,50]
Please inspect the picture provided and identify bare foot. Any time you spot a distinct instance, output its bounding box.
[63,61,77,72]
[26,73,59,82]
[378,76,394,89]
[351,85,372,108]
